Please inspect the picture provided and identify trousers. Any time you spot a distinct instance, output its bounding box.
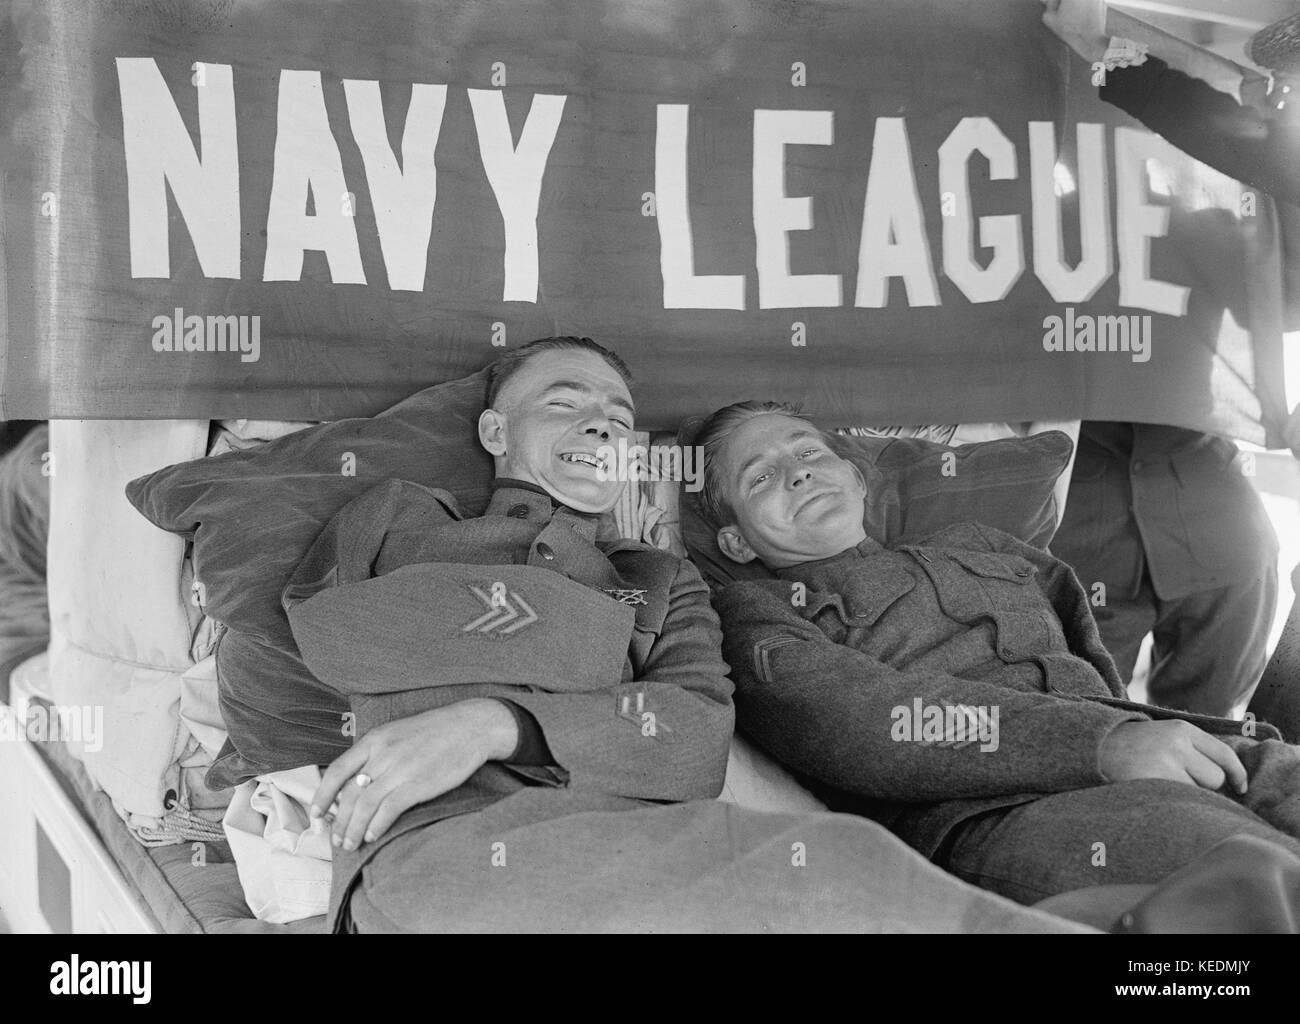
[941,737,1300,904]
[1092,568,1277,716]
[339,791,1088,933]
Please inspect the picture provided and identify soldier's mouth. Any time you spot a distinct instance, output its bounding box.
[558,452,605,471]
[794,489,834,516]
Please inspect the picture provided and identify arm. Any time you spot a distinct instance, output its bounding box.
[297,483,732,846]
[966,525,1249,793]
[503,556,735,802]
[310,555,734,849]
[1099,56,1300,206]
[717,582,1142,803]
[1042,0,1300,203]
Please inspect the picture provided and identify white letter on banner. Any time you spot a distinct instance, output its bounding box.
[343,81,447,292]
[263,71,366,284]
[753,110,841,309]
[939,117,1024,303]
[467,90,566,303]
[1028,121,1111,303]
[1114,127,1189,316]
[655,105,745,310]
[855,117,939,308]
[116,58,240,279]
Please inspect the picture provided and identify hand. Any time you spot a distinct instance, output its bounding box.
[1041,0,1111,64]
[1099,719,1248,794]
[310,698,519,851]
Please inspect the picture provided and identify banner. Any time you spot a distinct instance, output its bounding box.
[0,0,1292,441]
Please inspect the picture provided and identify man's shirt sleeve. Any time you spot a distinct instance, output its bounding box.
[1100,55,1300,206]
[504,556,735,801]
[716,581,1143,803]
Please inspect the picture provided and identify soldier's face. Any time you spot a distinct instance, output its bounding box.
[479,349,635,513]
[715,414,867,569]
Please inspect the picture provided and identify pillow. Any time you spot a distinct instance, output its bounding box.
[679,425,1074,588]
[127,369,494,649]
[126,370,496,785]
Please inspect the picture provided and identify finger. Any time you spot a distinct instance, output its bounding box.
[360,784,417,846]
[1191,730,1249,794]
[312,743,370,819]
[331,759,391,847]
[341,778,395,852]
[330,770,369,847]
[1182,748,1227,793]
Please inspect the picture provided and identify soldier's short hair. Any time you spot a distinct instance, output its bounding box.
[486,336,634,408]
[695,400,822,528]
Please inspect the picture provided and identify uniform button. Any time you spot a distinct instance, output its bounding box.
[536,542,556,560]
[508,503,530,519]
[1131,460,1144,473]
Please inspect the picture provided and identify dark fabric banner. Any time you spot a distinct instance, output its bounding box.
[0,0,1292,440]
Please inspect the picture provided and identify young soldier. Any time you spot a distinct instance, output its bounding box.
[700,400,1300,906]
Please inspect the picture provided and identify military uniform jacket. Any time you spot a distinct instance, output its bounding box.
[715,521,1278,859]
[281,479,734,923]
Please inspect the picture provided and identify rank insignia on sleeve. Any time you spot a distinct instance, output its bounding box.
[605,588,648,606]
[462,584,538,638]
[753,635,803,683]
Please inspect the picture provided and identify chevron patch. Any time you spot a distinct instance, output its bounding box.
[462,584,539,638]
[753,634,803,683]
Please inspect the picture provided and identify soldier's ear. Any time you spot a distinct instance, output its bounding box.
[717,525,758,564]
[479,408,507,457]
[849,461,868,497]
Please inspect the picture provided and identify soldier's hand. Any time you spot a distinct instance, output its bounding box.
[310,698,519,851]
[1099,719,1248,795]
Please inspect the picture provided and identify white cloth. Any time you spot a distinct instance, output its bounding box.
[222,765,333,923]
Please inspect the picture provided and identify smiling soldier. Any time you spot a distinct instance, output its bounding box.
[278,336,1082,933]
[700,401,1300,911]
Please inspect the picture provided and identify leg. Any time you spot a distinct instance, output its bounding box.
[344,791,1086,933]
[1145,570,1278,716]
[939,779,1300,905]
[1088,573,1157,685]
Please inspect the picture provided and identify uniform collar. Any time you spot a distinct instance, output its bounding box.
[774,536,883,579]
[486,478,601,542]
